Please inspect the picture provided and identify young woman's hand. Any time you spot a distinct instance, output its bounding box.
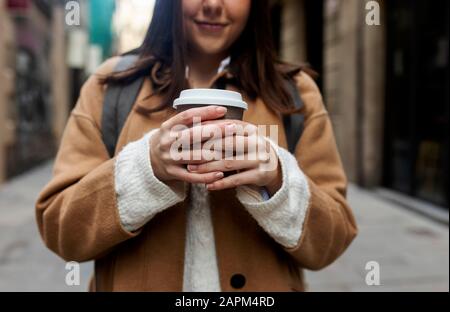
[149,106,235,185]
[185,121,283,196]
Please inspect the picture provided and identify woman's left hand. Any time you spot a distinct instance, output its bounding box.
[185,121,282,196]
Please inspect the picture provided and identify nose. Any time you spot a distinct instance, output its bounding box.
[202,0,223,19]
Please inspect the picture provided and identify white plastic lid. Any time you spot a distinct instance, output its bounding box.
[173,89,248,110]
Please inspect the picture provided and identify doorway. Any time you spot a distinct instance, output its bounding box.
[383,0,449,208]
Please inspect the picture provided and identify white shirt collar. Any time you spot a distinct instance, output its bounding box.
[185,56,231,79]
[217,56,231,73]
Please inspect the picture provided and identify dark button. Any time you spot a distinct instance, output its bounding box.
[230,274,246,289]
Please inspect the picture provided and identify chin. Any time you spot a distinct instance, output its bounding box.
[194,39,229,56]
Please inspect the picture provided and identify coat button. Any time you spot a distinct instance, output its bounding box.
[230,274,246,289]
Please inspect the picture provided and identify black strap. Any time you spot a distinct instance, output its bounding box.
[283,79,304,154]
[102,54,144,158]
[214,76,228,90]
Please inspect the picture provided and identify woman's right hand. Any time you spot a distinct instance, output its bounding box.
[149,105,232,185]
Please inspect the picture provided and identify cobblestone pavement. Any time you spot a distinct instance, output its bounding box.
[0,161,448,291]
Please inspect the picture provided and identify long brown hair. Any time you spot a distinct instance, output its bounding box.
[101,0,313,116]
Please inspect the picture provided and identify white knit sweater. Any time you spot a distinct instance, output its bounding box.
[114,129,311,291]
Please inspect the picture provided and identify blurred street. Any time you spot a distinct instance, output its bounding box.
[0,161,448,292]
[0,161,92,292]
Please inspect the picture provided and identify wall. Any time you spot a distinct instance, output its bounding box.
[0,0,70,184]
[280,0,307,63]
[323,0,386,186]
[323,0,359,182]
[51,4,70,143]
[0,0,17,183]
[278,0,386,187]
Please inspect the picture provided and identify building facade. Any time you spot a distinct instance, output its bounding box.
[275,0,449,209]
[0,0,117,184]
[0,0,17,183]
[0,0,73,183]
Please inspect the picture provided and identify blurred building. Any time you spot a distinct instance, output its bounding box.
[0,0,16,183]
[0,0,56,181]
[113,0,154,54]
[0,0,116,184]
[274,0,449,209]
[63,0,116,107]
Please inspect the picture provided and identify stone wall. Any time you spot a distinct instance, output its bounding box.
[280,0,307,63]
[322,0,386,186]
[0,0,16,183]
[280,0,387,186]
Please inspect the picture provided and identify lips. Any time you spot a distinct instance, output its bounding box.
[194,20,229,32]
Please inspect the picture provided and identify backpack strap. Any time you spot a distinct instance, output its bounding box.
[101,54,145,158]
[283,79,305,154]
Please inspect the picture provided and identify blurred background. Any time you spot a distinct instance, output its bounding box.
[0,0,448,291]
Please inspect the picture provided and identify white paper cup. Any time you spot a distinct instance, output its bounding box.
[173,89,248,120]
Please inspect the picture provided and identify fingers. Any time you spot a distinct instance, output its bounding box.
[161,106,227,129]
[175,121,258,146]
[176,123,237,145]
[206,168,261,191]
[201,134,270,155]
[167,134,271,166]
[157,111,271,187]
[201,119,258,135]
[187,158,260,173]
[171,149,224,164]
[158,121,238,151]
[168,166,224,184]
[186,147,273,173]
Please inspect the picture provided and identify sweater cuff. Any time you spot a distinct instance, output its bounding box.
[114,129,187,232]
[236,138,310,248]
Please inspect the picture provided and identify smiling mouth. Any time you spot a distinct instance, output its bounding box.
[194,20,230,32]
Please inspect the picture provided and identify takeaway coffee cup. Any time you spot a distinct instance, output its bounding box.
[173,89,249,177]
[173,88,248,120]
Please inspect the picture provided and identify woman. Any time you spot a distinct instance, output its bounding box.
[36,0,357,292]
